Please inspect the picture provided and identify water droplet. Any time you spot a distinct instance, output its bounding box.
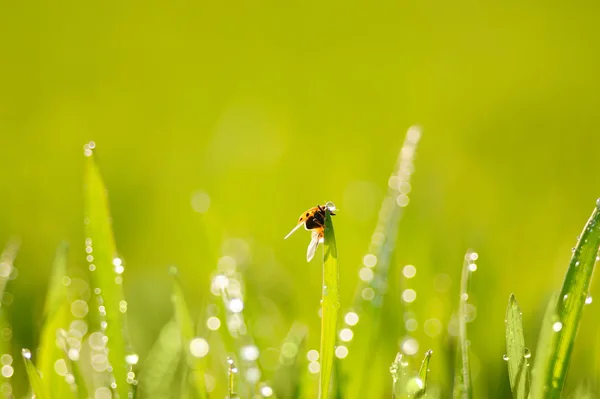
[344,311,359,326]
[585,296,593,304]
[228,298,244,313]
[94,387,111,399]
[358,267,374,282]
[125,353,139,365]
[83,142,95,157]
[469,263,477,272]
[402,289,417,303]
[189,338,209,358]
[403,265,417,278]
[552,321,563,332]
[502,354,509,361]
[245,367,260,383]
[363,254,378,268]
[260,385,274,397]
[461,293,469,301]
[396,194,410,207]
[240,345,259,361]
[325,201,336,212]
[21,349,31,359]
[401,337,419,355]
[307,349,319,362]
[339,328,353,342]
[1,365,13,378]
[71,300,89,318]
[523,348,531,359]
[207,316,221,330]
[0,355,11,367]
[191,191,211,213]
[361,287,375,300]
[89,332,107,350]
[54,359,68,376]
[405,318,418,332]
[596,198,600,208]
[334,345,349,359]
[308,361,320,373]
[68,348,80,361]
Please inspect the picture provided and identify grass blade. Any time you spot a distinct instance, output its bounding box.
[138,319,182,399]
[343,126,421,399]
[22,349,51,399]
[453,250,476,399]
[227,357,238,398]
[84,144,131,398]
[390,352,409,398]
[533,201,600,398]
[505,294,530,399]
[37,243,76,398]
[530,293,559,398]
[172,277,207,399]
[319,209,339,399]
[414,350,433,399]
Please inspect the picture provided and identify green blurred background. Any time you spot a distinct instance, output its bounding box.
[2,0,600,397]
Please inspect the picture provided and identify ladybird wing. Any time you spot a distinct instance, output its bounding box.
[284,222,304,240]
[306,230,321,262]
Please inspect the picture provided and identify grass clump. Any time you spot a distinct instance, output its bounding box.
[8,132,600,399]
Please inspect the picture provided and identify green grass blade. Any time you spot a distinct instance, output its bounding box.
[172,277,207,399]
[37,243,76,398]
[535,201,600,398]
[414,350,433,399]
[453,250,476,399]
[390,352,409,398]
[227,357,238,398]
[84,146,131,399]
[138,319,182,399]
[530,293,559,399]
[41,242,69,319]
[22,349,51,399]
[505,294,530,399]
[319,209,339,399]
[344,126,421,399]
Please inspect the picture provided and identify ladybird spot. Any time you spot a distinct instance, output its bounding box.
[305,213,309,216]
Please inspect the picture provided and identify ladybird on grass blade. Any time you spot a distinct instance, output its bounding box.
[284,202,336,262]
